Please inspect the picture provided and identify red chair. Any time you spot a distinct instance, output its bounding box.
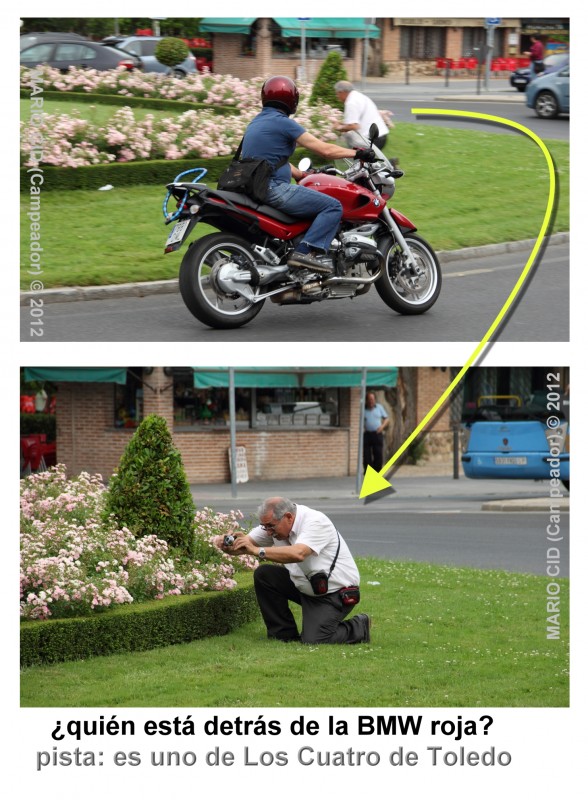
[20,434,55,475]
[505,58,518,72]
[435,57,449,73]
[465,57,478,71]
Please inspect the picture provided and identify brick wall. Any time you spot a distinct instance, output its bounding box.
[415,367,453,432]
[211,18,363,82]
[54,371,362,484]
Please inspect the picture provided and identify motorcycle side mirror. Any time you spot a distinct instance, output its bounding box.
[368,123,379,144]
[298,157,312,172]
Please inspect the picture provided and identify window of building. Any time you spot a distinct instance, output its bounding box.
[172,370,341,429]
[254,387,340,428]
[400,26,446,59]
[462,27,504,58]
[114,368,144,429]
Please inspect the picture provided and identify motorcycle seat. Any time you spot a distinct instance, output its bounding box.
[209,189,302,225]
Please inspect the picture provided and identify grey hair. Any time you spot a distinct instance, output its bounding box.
[334,80,354,93]
[257,497,296,520]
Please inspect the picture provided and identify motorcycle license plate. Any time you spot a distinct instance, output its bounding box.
[494,456,527,465]
[166,219,190,247]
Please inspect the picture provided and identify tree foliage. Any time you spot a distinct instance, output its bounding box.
[20,18,204,39]
[309,51,348,109]
[103,415,196,556]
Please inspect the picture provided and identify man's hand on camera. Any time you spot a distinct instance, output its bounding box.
[228,534,255,555]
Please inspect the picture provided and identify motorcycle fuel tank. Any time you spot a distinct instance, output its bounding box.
[299,174,384,221]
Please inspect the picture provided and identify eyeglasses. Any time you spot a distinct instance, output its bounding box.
[261,516,283,532]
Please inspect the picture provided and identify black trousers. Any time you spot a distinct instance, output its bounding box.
[364,430,385,472]
[253,564,368,644]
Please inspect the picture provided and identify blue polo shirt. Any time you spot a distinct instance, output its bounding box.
[364,403,388,432]
[241,106,306,184]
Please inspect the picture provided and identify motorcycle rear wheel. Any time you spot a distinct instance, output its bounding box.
[179,233,265,329]
[375,234,441,314]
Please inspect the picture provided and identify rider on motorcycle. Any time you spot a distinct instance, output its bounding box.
[241,75,377,275]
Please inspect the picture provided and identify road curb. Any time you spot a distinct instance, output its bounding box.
[20,233,569,306]
[481,497,569,512]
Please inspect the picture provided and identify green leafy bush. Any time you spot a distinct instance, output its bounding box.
[20,575,257,665]
[154,37,190,68]
[310,51,348,109]
[20,413,56,441]
[103,415,196,556]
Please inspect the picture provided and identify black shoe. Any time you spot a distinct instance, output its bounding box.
[287,251,334,275]
[354,613,371,643]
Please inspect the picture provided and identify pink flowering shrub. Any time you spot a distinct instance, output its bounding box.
[20,67,342,167]
[20,465,255,621]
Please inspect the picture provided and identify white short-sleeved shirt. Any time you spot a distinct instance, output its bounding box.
[249,504,360,596]
[344,90,389,139]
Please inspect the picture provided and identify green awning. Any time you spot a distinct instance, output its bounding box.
[273,18,380,39]
[200,18,380,39]
[200,18,256,35]
[193,368,397,389]
[23,367,128,384]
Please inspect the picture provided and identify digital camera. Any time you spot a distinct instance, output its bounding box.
[223,534,235,547]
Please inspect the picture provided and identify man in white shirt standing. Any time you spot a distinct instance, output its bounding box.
[334,80,390,150]
[220,497,370,645]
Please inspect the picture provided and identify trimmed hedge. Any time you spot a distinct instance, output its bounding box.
[20,89,240,115]
[19,149,314,192]
[20,574,257,666]
[20,413,56,441]
[20,156,234,192]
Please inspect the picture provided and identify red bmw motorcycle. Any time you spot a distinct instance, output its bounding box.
[163,125,441,329]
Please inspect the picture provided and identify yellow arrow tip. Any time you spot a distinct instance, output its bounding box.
[359,466,392,498]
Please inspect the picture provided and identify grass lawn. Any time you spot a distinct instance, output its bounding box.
[20,559,569,708]
[20,124,569,290]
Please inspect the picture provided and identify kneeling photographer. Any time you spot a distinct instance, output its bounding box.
[217,496,370,645]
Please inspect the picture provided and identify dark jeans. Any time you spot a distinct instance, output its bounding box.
[364,430,385,472]
[253,564,368,644]
[265,179,343,253]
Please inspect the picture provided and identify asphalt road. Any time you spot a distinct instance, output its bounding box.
[362,78,569,141]
[193,475,569,577]
[25,239,568,342]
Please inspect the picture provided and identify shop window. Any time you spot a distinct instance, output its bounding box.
[114,368,144,429]
[400,26,446,59]
[172,370,340,429]
[254,388,339,428]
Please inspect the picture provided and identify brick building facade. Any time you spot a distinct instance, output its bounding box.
[201,18,568,81]
[47,367,455,483]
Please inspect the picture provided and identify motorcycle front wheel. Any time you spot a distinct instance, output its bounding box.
[375,234,441,314]
[179,233,265,329]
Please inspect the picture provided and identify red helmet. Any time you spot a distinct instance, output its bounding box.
[261,75,299,115]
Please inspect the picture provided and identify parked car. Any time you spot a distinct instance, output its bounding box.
[509,52,569,92]
[20,31,88,50]
[461,395,569,489]
[526,64,570,118]
[102,35,197,76]
[20,37,140,72]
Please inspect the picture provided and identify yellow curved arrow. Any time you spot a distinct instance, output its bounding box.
[359,108,557,499]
